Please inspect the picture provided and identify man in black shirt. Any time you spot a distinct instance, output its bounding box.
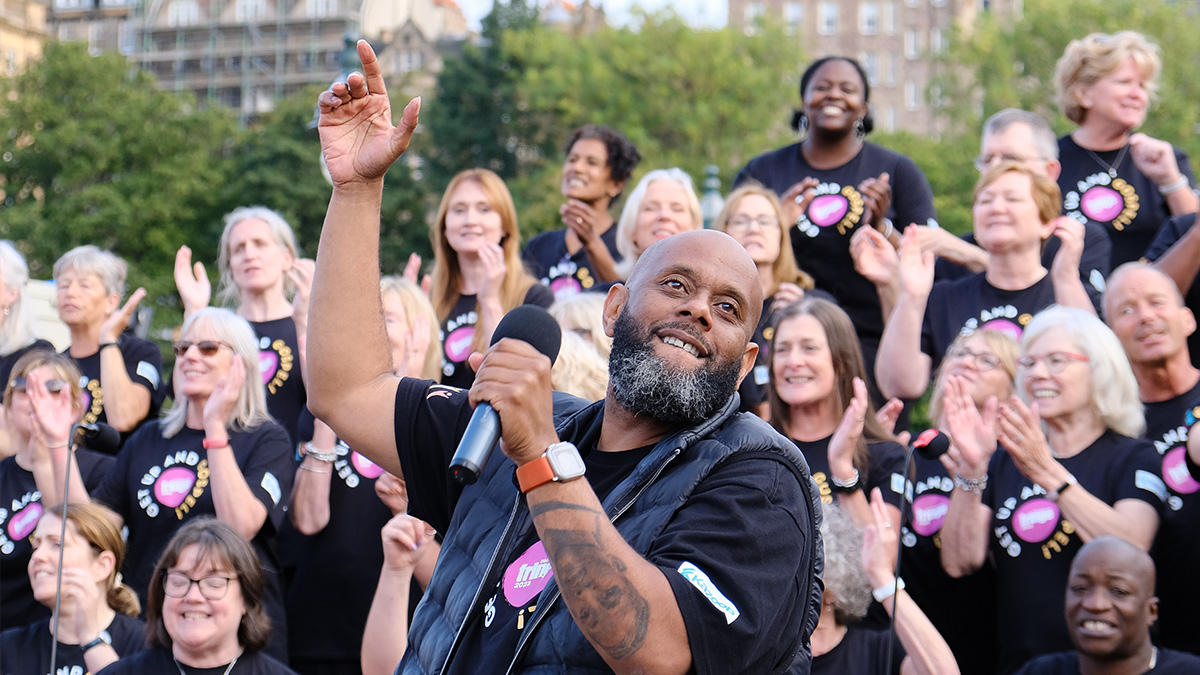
[306,41,822,675]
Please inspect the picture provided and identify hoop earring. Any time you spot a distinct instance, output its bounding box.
[854,118,866,139]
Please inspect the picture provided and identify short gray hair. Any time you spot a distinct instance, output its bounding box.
[0,241,40,354]
[982,108,1059,162]
[819,504,872,624]
[53,245,127,298]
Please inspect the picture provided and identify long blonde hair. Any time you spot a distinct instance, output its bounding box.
[430,170,537,354]
[380,276,443,380]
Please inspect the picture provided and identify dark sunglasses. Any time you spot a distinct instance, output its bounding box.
[172,340,231,357]
[10,377,70,394]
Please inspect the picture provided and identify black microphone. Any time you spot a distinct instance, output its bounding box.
[72,422,122,454]
[449,306,563,484]
[911,428,951,461]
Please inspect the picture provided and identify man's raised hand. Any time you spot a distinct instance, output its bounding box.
[318,40,420,186]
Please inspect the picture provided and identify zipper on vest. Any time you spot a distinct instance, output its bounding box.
[505,446,684,673]
[440,491,524,675]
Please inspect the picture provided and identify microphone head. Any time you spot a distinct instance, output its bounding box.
[912,428,951,461]
[74,422,122,454]
[490,305,562,366]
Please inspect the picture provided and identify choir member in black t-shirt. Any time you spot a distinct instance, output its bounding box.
[874,162,1095,402]
[176,206,313,446]
[1053,31,1198,268]
[522,125,642,299]
[768,298,907,528]
[941,307,1166,675]
[611,168,704,280]
[1015,536,1200,675]
[713,182,819,419]
[812,499,959,675]
[0,503,146,675]
[0,241,55,457]
[55,246,165,446]
[98,518,298,674]
[428,169,554,389]
[361,512,437,675]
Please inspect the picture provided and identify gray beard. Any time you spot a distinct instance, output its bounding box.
[607,311,741,425]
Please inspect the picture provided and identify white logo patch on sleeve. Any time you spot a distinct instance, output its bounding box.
[891,473,906,495]
[261,472,282,506]
[1135,469,1168,503]
[137,361,161,388]
[678,561,740,624]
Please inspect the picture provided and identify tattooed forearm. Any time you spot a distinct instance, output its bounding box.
[529,500,606,519]
[542,526,651,661]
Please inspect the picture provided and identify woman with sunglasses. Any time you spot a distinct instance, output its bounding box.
[939,306,1165,675]
[0,352,114,631]
[99,517,298,674]
[91,307,294,661]
[0,502,145,674]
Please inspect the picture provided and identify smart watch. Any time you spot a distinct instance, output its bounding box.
[516,442,586,493]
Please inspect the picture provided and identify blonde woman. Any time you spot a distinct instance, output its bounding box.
[612,168,703,279]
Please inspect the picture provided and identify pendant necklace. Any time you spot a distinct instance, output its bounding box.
[1083,142,1130,179]
[174,653,240,675]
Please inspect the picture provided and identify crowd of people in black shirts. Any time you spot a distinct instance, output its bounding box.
[2,26,1200,675]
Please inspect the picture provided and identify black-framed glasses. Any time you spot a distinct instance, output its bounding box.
[973,153,1042,171]
[10,377,69,394]
[172,340,231,357]
[945,346,1002,371]
[163,572,237,600]
[726,215,780,231]
[1017,351,1090,373]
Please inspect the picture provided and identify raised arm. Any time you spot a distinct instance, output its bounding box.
[938,377,997,578]
[24,370,90,505]
[202,358,269,540]
[306,41,418,478]
[362,513,434,675]
[97,290,153,432]
[875,228,935,400]
[289,419,338,535]
[1048,217,1098,316]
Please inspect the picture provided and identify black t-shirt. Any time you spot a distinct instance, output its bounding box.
[1057,135,1195,269]
[901,453,998,675]
[65,333,166,450]
[1143,379,1200,654]
[522,225,622,300]
[983,432,1167,675]
[0,450,113,631]
[923,272,1057,366]
[0,613,145,674]
[98,647,299,674]
[438,284,556,389]
[812,626,904,675]
[91,419,294,663]
[247,317,305,448]
[1015,648,1200,675]
[0,339,55,391]
[1143,213,1200,371]
[735,141,938,344]
[789,435,907,510]
[392,379,814,674]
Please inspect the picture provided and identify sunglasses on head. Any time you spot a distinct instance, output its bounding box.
[172,340,230,357]
[10,377,70,395]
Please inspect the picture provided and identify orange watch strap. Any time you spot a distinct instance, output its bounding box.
[516,456,557,493]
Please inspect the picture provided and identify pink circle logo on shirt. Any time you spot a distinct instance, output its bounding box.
[154,467,197,508]
[7,502,42,540]
[550,276,582,298]
[503,541,554,607]
[807,195,849,228]
[911,494,950,536]
[1080,186,1125,222]
[1012,498,1060,543]
[445,326,475,363]
[978,319,1023,341]
[259,350,278,384]
[351,452,385,479]
[1162,447,1200,494]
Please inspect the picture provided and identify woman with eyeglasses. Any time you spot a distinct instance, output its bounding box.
[714,182,825,419]
[0,352,114,631]
[0,502,145,674]
[939,306,1165,675]
[91,307,294,662]
[99,517,298,674]
[874,161,1097,402]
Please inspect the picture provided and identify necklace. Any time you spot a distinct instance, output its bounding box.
[1082,142,1130,179]
[173,653,240,675]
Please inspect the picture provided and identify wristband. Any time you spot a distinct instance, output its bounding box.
[1048,474,1077,502]
[303,442,338,463]
[872,576,905,602]
[829,468,862,494]
[81,633,111,652]
[880,218,895,240]
[98,342,119,352]
[954,472,988,495]
[202,437,230,450]
[1159,175,1189,196]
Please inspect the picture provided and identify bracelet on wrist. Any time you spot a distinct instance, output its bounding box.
[45,439,69,449]
[830,468,862,494]
[1047,474,1078,502]
[872,576,905,602]
[299,463,332,474]
[1159,175,1189,196]
[98,342,119,352]
[954,472,988,495]
[879,218,895,241]
[202,437,230,450]
[303,442,338,463]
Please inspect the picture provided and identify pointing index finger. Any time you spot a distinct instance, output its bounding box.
[357,39,388,98]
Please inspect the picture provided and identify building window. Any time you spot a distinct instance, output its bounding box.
[54,0,85,10]
[859,2,878,35]
[886,51,897,86]
[883,1,895,34]
[743,2,764,34]
[819,2,839,35]
[234,0,266,22]
[117,19,134,54]
[931,27,944,54]
[168,0,200,27]
[785,2,803,33]
[884,105,896,132]
[905,79,921,110]
[904,28,921,59]
[87,23,103,55]
[306,0,336,18]
[861,52,878,85]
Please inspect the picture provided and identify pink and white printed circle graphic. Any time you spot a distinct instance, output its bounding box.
[7,502,43,540]
[1080,186,1124,222]
[1012,498,1060,543]
[154,467,197,508]
[1163,447,1200,494]
[503,541,554,607]
[808,195,849,227]
[911,494,951,536]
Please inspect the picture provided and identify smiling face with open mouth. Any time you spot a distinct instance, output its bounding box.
[1105,266,1196,368]
[27,513,109,608]
[771,314,836,411]
[163,543,246,663]
[1065,537,1158,662]
[1019,328,1094,422]
[802,59,868,137]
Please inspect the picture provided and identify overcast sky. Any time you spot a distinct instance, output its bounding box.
[455,0,728,30]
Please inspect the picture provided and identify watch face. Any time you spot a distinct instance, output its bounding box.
[548,443,586,479]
